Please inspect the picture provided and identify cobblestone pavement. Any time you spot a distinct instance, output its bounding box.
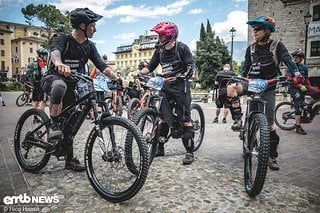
[0,92,319,212]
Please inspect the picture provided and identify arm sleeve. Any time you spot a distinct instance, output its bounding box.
[181,43,195,67]
[277,42,299,74]
[89,43,108,72]
[147,49,160,72]
[240,46,251,77]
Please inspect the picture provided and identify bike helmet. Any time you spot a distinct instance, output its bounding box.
[70,8,103,28]
[247,16,276,32]
[291,49,305,58]
[36,48,48,56]
[151,21,178,46]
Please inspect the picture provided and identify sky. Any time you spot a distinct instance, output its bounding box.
[0,0,249,60]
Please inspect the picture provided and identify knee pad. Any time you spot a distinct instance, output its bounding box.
[182,126,194,152]
[50,79,67,104]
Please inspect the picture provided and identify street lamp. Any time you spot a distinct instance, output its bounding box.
[229,27,236,70]
[304,11,312,64]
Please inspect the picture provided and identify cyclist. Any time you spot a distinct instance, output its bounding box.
[27,48,48,122]
[135,21,196,165]
[226,16,301,170]
[213,64,235,123]
[286,49,320,135]
[41,7,116,172]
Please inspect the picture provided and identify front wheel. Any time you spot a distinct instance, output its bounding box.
[131,108,158,165]
[16,93,28,107]
[275,101,296,130]
[85,116,149,203]
[14,109,51,173]
[191,103,205,151]
[244,113,270,197]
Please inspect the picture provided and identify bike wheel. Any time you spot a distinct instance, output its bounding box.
[244,113,270,197]
[14,109,51,172]
[275,101,296,130]
[191,103,205,151]
[85,116,149,203]
[16,93,28,107]
[127,98,140,119]
[131,108,158,165]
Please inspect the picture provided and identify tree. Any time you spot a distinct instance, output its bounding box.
[195,20,231,89]
[21,4,72,48]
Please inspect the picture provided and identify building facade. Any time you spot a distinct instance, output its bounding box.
[114,34,158,72]
[248,0,320,84]
[0,21,46,80]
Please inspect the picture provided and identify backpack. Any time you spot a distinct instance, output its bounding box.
[250,40,280,67]
[26,61,41,83]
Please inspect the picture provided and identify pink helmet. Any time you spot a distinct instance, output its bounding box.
[151,21,178,46]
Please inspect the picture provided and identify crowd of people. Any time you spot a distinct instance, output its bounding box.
[5,7,319,171]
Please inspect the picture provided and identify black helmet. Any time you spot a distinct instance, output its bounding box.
[291,49,305,58]
[70,8,103,28]
[102,54,108,61]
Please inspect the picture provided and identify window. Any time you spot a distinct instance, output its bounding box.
[1,61,5,70]
[16,46,18,53]
[0,50,4,56]
[0,32,4,35]
[30,48,33,53]
[310,41,320,57]
[0,39,4,45]
[28,57,34,63]
[313,5,320,22]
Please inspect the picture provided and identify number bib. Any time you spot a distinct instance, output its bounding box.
[248,79,268,93]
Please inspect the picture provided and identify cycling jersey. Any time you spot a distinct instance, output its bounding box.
[48,34,107,75]
[147,42,194,77]
[241,40,299,80]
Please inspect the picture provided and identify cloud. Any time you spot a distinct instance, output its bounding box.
[189,38,198,52]
[188,8,203,15]
[213,10,248,42]
[92,39,106,44]
[52,0,192,22]
[113,32,136,40]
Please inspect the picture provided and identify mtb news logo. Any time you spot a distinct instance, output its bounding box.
[3,193,59,205]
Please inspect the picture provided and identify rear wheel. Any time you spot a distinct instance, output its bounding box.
[191,103,205,151]
[85,116,149,203]
[14,109,51,172]
[16,93,28,107]
[275,101,296,130]
[244,113,270,197]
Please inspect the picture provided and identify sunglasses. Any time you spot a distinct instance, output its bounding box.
[252,26,265,32]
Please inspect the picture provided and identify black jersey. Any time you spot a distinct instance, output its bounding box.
[148,42,194,77]
[49,34,107,75]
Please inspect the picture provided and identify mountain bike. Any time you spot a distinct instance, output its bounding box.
[130,74,205,165]
[16,82,33,106]
[275,96,320,130]
[127,75,153,119]
[226,75,288,197]
[14,72,149,203]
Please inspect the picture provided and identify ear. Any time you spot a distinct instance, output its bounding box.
[79,23,86,30]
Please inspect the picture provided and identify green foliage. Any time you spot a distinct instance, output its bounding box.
[1,82,24,91]
[195,20,231,89]
[21,4,72,48]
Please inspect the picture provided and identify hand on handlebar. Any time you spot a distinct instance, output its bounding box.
[56,63,71,77]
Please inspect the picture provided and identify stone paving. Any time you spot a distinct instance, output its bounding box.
[0,92,320,212]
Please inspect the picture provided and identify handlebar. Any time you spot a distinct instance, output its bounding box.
[217,75,291,87]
